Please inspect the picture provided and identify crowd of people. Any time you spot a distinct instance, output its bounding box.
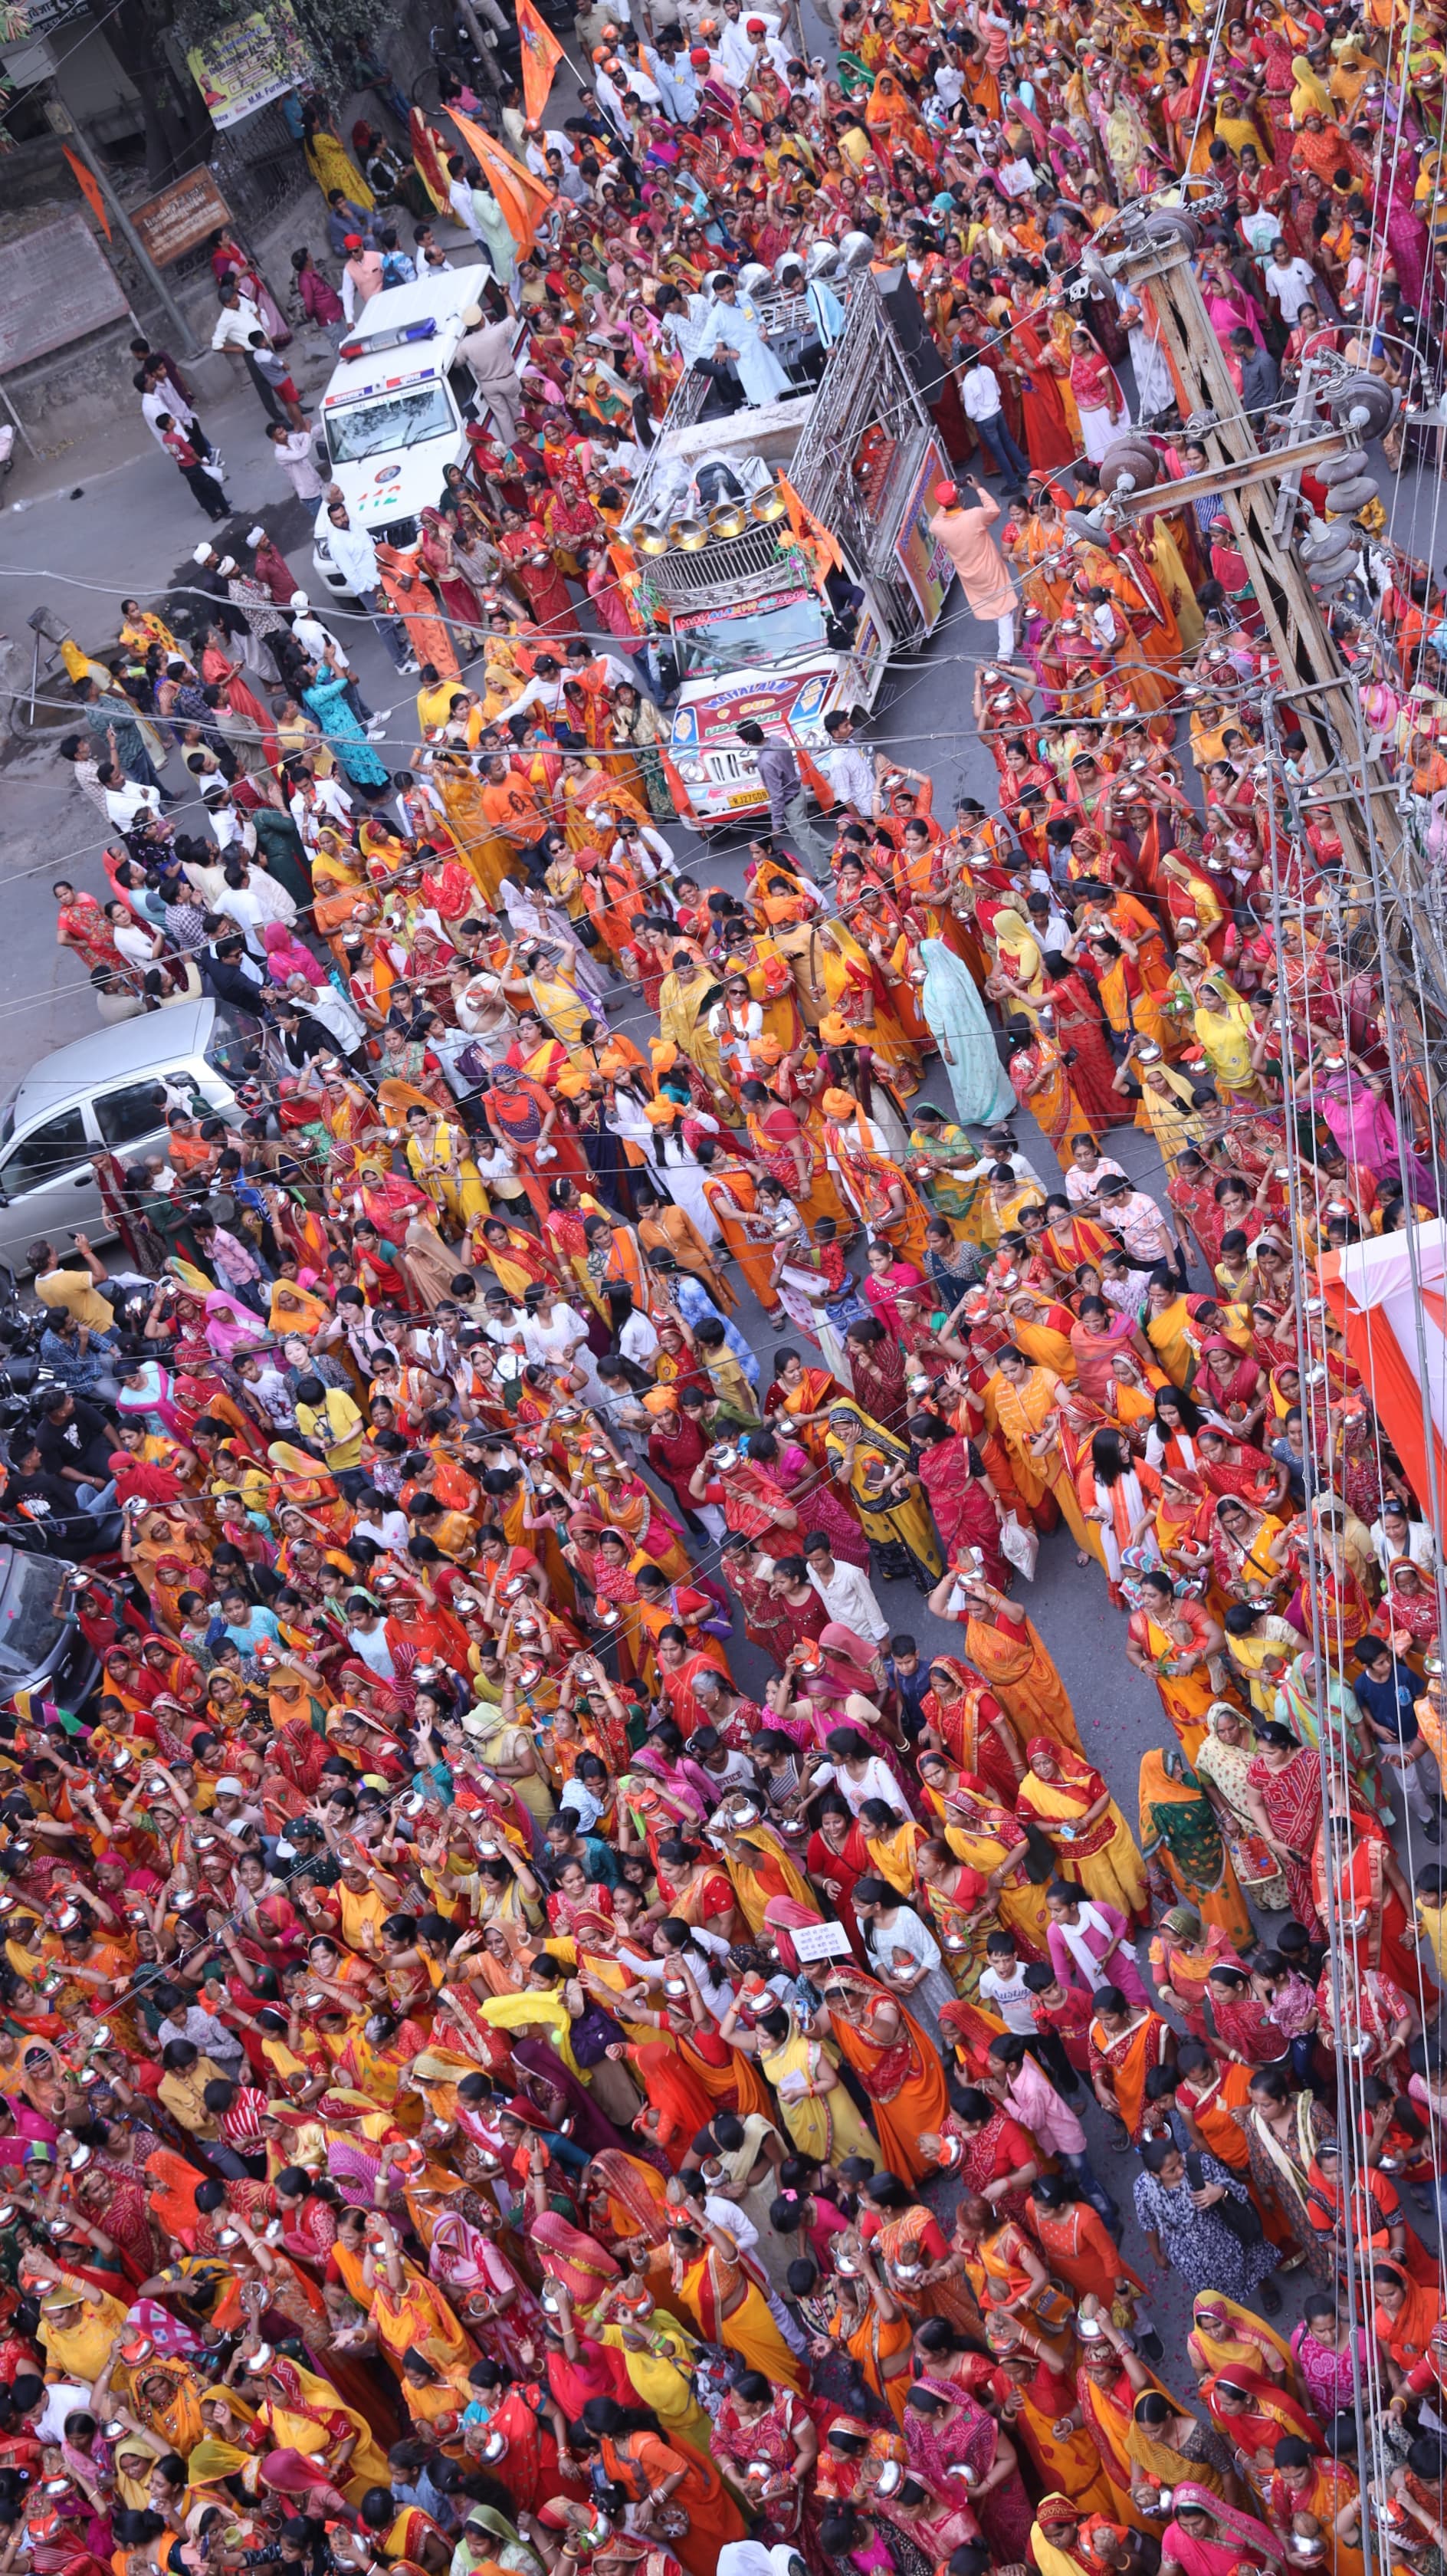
[17,4,1447,2576]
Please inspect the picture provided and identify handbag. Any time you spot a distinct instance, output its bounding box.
[1185,2148,1262,2245]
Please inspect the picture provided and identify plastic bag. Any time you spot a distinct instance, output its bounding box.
[999,1515,1039,1582]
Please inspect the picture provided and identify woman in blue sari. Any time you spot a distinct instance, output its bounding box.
[301,668,390,792]
[918,935,1015,1125]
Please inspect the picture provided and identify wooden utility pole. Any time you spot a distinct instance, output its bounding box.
[1111,228,1447,1033]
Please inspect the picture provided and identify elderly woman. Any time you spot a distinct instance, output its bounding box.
[1133,2138,1282,2311]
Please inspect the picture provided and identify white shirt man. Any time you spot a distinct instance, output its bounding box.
[291,977,366,1052]
[448,169,487,244]
[320,512,382,598]
[103,774,162,832]
[289,594,355,681]
[214,864,297,955]
[717,5,785,84]
[822,731,876,815]
[619,1306,660,1366]
[960,359,1007,422]
[1265,248,1321,324]
[141,373,200,445]
[212,291,266,352]
[616,44,664,104]
[805,1542,889,1643]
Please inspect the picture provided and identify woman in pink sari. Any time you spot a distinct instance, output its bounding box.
[261,919,326,988]
[533,2205,624,2307]
[1321,1065,1438,1209]
[862,1245,927,1339]
[1198,245,1268,350]
[1160,2484,1285,2576]
[748,1426,871,1568]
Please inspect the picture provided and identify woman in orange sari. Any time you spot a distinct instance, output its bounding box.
[927,1568,1084,1751]
[620,2036,718,2170]
[818,1965,949,2187]
[586,2400,746,2576]
[1087,1990,1174,2142]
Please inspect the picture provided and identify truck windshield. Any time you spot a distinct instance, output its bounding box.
[326,382,455,462]
[674,593,828,676]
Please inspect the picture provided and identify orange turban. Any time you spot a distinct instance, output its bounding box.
[819,1012,853,1045]
[555,1065,591,1099]
[597,1046,631,1078]
[643,1099,678,1125]
[821,1086,858,1119]
[753,1035,784,1065]
[641,1388,678,1415]
[649,1038,679,1070]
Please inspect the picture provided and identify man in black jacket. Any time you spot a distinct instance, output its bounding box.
[203,929,267,1015]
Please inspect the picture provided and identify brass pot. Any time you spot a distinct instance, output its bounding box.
[671,514,709,550]
[751,484,788,524]
[634,519,671,557]
[708,498,748,539]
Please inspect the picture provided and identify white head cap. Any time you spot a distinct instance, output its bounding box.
[245,524,267,547]
[290,590,309,610]
[461,303,484,327]
[216,556,238,576]
[193,542,214,564]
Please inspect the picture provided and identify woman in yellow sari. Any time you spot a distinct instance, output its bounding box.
[750,1996,878,2161]
[1122,2387,1234,2508]
[817,921,921,1080]
[365,2214,474,2372]
[985,909,1047,1021]
[267,1277,332,1339]
[1186,2290,1299,2394]
[1130,1050,1209,1166]
[920,1778,1054,1958]
[824,1395,943,1582]
[435,752,513,902]
[1193,974,1265,1101]
[247,2354,392,2502]
[1015,1739,1149,1921]
[310,832,369,959]
[117,2351,207,2456]
[303,116,374,209]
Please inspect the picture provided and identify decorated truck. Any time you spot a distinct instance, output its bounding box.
[619,271,955,830]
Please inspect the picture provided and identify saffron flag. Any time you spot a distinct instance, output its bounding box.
[445,104,554,256]
[517,0,564,126]
[62,145,111,238]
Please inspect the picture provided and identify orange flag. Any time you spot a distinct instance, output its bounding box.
[445,104,555,257]
[62,145,111,238]
[517,0,564,126]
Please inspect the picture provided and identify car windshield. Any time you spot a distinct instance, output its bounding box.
[205,999,253,1081]
[325,381,455,463]
[673,593,828,677]
[0,1547,66,1681]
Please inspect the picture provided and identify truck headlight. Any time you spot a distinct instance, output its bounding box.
[675,758,706,784]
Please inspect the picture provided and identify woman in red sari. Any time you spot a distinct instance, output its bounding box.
[1245,1723,1324,1934]
[913,1424,1012,1588]
[1008,304,1077,470]
[1041,958,1131,1125]
[920,1654,1024,1804]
